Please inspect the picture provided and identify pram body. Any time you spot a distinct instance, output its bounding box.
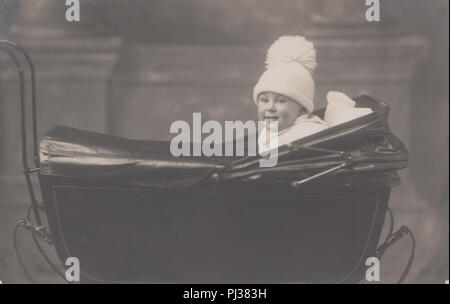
[37,96,408,283]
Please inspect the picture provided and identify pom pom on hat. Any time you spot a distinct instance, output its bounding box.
[253,35,317,113]
[265,35,317,74]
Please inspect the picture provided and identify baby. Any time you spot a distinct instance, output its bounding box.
[253,36,328,153]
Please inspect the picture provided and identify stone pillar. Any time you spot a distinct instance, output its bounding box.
[305,0,430,208]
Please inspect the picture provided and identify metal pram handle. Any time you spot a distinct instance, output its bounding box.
[0,40,43,227]
[1,41,70,283]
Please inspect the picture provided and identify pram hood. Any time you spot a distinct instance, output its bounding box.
[39,96,408,189]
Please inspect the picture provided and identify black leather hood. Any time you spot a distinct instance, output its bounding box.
[39,96,408,189]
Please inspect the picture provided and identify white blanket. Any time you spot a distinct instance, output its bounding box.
[324,91,373,127]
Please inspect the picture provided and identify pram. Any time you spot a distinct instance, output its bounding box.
[2,41,414,284]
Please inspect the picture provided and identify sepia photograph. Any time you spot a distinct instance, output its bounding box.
[0,0,448,287]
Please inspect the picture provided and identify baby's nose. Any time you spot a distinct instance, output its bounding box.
[267,101,276,111]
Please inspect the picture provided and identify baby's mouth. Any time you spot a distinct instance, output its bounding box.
[264,116,279,120]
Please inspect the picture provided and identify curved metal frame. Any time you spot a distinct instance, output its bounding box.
[0,40,42,227]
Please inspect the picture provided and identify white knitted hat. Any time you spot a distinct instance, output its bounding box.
[253,36,317,113]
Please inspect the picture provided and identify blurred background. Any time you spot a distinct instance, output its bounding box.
[0,0,448,283]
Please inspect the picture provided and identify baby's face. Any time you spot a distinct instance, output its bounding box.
[257,92,304,131]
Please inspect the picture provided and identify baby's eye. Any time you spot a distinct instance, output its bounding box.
[259,96,269,103]
[278,98,287,103]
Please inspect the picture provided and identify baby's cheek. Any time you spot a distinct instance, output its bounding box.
[279,111,290,123]
[277,117,288,131]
